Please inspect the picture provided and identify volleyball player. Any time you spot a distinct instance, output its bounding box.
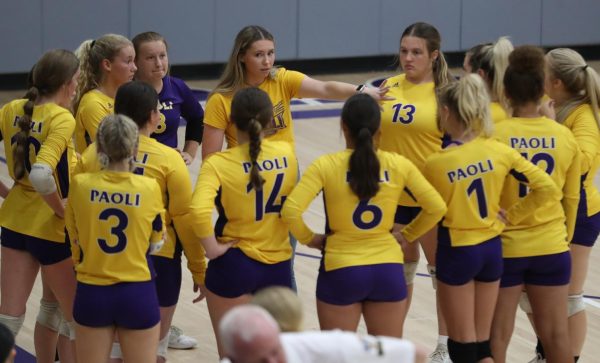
[422,74,560,363]
[0,49,79,360]
[281,94,446,337]
[190,87,297,357]
[66,114,165,363]
[544,47,600,363]
[378,21,453,362]
[74,81,204,362]
[133,31,204,166]
[465,37,514,122]
[201,25,390,158]
[491,46,579,363]
[73,34,136,153]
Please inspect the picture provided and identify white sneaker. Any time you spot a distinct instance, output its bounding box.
[527,353,546,363]
[168,325,198,349]
[429,343,452,363]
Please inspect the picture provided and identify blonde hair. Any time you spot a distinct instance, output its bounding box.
[251,287,303,332]
[437,74,493,138]
[469,37,513,113]
[96,114,139,169]
[546,48,600,126]
[211,25,276,97]
[74,34,132,112]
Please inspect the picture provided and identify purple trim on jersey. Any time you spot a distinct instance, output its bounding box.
[73,280,160,329]
[436,235,503,285]
[394,206,421,225]
[214,187,228,237]
[500,251,571,287]
[205,247,292,298]
[56,149,70,197]
[1,227,71,265]
[153,76,204,148]
[316,263,407,305]
[152,240,183,307]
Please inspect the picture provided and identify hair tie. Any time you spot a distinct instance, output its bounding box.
[583,64,589,71]
[90,40,96,48]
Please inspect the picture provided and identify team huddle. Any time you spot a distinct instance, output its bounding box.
[0,20,597,363]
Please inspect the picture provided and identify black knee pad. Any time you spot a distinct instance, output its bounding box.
[476,340,492,360]
[448,339,477,363]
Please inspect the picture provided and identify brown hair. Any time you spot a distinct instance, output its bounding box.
[401,22,452,88]
[504,46,545,110]
[230,87,274,190]
[14,49,79,180]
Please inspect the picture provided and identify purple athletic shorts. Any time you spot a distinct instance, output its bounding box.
[317,263,407,305]
[151,238,183,307]
[73,280,160,329]
[436,236,503,286]
[572,210,600,247]
[500,251,571,287]
[205,247,292,298]
[1,227,71,265]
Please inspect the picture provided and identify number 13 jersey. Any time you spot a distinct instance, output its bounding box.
[191,140,298,264]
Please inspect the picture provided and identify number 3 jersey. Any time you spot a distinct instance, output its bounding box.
[423,137,561,248]
[191,139,298,264]
[0,100,75,242]
[495,117,580,257]
[282,149,446,272]
[65,171,165,285]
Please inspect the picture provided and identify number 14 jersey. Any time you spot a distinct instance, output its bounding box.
[191,140,298,264]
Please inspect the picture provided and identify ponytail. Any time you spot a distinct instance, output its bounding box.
[13,87,38,179]
[349,127,380,200]
[248,118,265,191]
[433,51,452,89]
[584,65,600,127]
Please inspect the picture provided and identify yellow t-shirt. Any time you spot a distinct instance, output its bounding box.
[562,103,600,217]
[191,140,298,264]
[204,68,305,148]
[281,149,446,271]
[495,117,580,257]
[65,171,165,285]
[379,74,444,206]
[0,100,75,242]
[74,135,206,284]
[74,90,113,153]
[423,137,561,247]
[490,102,509,123]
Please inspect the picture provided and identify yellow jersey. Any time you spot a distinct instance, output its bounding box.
[191,140,298,264]
[65,171,165,285]
[490,102,509,123]
[204,68,305,148]
[74,90,113,153]
[562,104,600,217]
[281,149,446,271]
[423,137,561,247]
[495,117,580,257]
[379,74,445,206]
[0,100,75,242]
[74,135,206,284]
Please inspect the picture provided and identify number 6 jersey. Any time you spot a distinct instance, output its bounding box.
[65,171,165,285]
[190,139,298,264]
[281,149,446,272]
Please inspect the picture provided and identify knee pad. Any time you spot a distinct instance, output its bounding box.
[36,299,61,332]
[404,262,418,285]
[110,342,123,359]
[519,291,533,314]
[427,264,437,290]
[447,339,477,363]
[476,340,493,361]
[0,313,25,336]
[568,294,585,317]
[157,333,169,358]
